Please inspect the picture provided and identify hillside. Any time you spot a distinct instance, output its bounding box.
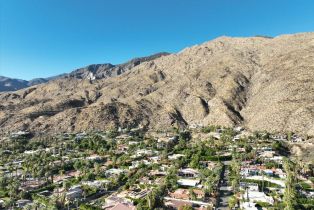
[0,33,314,135]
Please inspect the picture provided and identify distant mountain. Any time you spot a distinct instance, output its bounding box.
[0,76,29,92]
[0,52,170,92]
[0,75,64,92]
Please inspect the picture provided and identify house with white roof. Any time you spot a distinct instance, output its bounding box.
[178,168,199,178]
[241,190,274,205]
[106,168,125,177]
[168,154,185,160]
[177,179,201,188]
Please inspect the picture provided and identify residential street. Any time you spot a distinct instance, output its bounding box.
[217,161,233,210]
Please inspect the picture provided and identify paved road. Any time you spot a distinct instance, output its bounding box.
[216,162,233,210]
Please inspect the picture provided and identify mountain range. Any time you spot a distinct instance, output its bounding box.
[0,52,169,92]
[1,32,314,136]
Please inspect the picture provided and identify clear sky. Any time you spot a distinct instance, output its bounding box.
[1,0,314,80]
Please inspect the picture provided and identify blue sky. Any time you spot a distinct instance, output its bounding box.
[1,0,314,80]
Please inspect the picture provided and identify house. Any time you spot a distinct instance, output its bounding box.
[108,203,136,210]
[240,202,259,210]
[237,147,246,153]
[82,180,110,188]
[116,134,131,140]
[75,132,87,140]
[53,172,77,184]
[10,131,31,139]
[24,150,38,155]
[168,154,185,160]
[234,126,244,132]
[164,200,193,210]
[274,168,287,178]
[169,188,205,200]
[116,144,129,154]
[241,190,274,205]
[240,165,266,177]
[128,189,151,199]
[20,179,47,191]
[212,132,221,140]
[37,190,52,197]
[199,161,217,170]
[128,141,139,145]
[66,185,83,200]
[139,176,153,185]
[129,160,151,170]
[260,146,273,151]
[240,182,259,191]
[149,170,167,177]
[304,191,314,198]
[266,155,284,164]
[164,197,214,210]
[16,199,32,208]
[270,134,287,141]
[260,151,275,158]
[291,134,304,142]
[156,135,179,148]
[233,135,241,141]
[178,168,199,178]
[103,195,133,209]
[177,179,201,187]
[86,154,102,161]
[148,156,161,163]
[106,168,125,177]
[132,149,154,158]
[188,123,204,129]
[263,169,274,176]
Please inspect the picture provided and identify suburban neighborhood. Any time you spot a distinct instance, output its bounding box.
[0,126,313,209]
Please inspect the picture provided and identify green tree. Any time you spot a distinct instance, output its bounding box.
[165,167,178,191]
[181,205,193,210]
[189,188,197,200]
[283,159,298,210]
[228,196,237,209]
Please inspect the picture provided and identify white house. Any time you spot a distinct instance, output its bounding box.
[240,182,259,191]
[177,179,201,188]
[168,154,185,160]
[242,190,274,205]
[105,168,125,177]
[178,168,199,178]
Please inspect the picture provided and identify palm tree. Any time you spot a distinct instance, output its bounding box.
[204,177,214,196]
[283,159,297,210]
[147,191,156,209]
[228,196,237,209]
[8,178,20,200]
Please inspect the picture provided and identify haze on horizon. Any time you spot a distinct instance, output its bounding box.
[1,0,314,80]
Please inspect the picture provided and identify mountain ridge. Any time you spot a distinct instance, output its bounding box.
[0,52,170,92]
[1,32,314,136]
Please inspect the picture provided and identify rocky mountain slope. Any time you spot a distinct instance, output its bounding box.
[0,52,169,92]
[1,32,314,136]
[66,52,170,80]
